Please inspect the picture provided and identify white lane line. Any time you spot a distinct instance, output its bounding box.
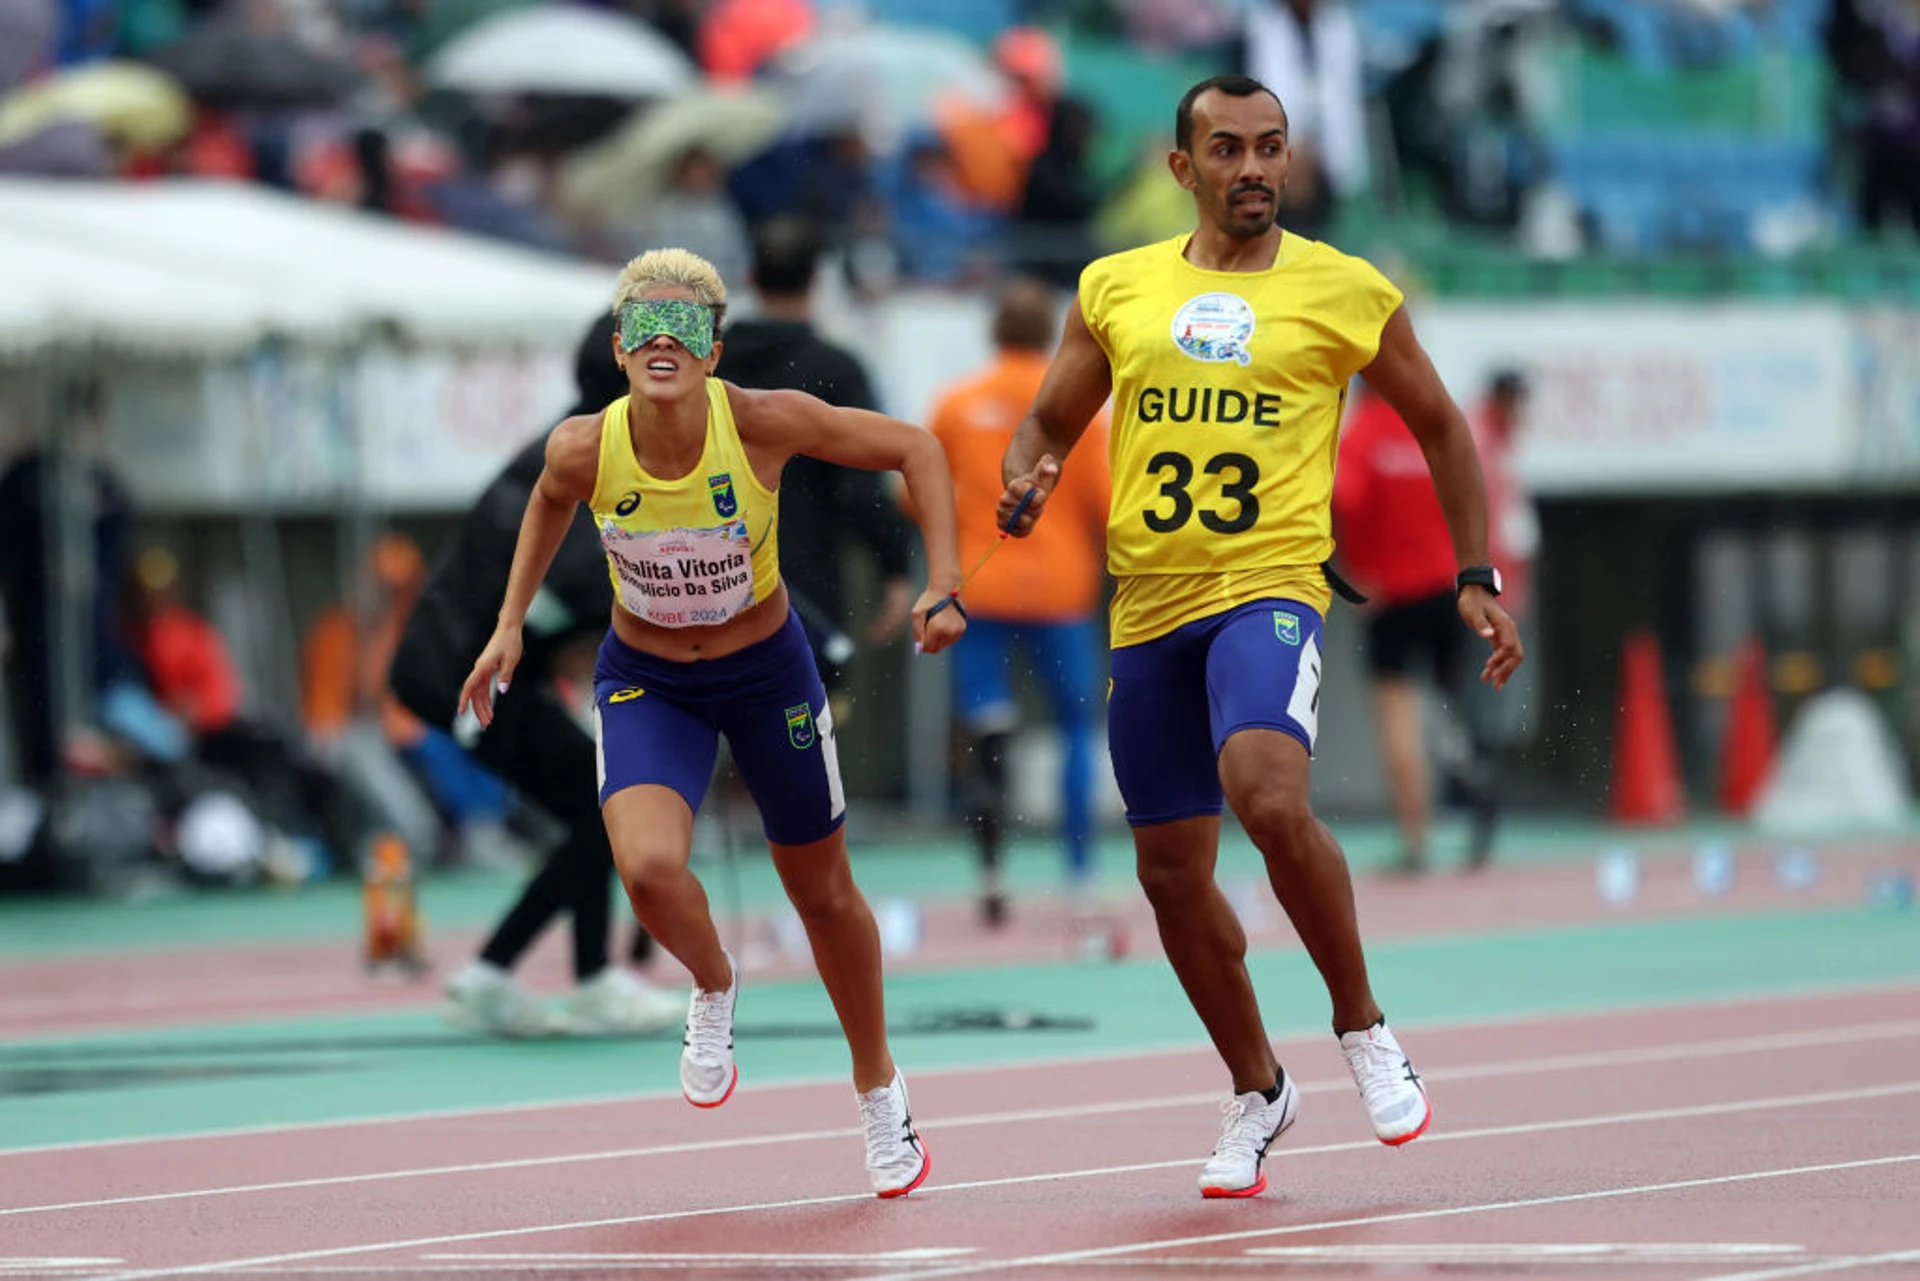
[13,1016,1920,1218]
[85,1082,1920,1281]
[0,1262,124,1277]
[1704,1249,1920,1281]
[424,1250,974,1262]
[873,1155,1920,1281]
[1243,1242,1804,1262]
[0,977,392,1018]
[7,975,1917,1159]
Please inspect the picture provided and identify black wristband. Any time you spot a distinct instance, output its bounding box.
[1456,565,1503,597]
[926,593,969,622]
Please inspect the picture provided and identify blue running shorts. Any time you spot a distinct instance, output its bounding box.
[592,609,846,846]
[1107,598,1325,827]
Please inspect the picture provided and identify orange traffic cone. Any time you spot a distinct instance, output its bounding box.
[1718,638,1777,817]
[1609,629,1686,825]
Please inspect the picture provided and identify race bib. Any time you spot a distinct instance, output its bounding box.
[599,521,755,628]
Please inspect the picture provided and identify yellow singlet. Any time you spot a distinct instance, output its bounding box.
[586,380,782,630]
[1079,233,1404,648]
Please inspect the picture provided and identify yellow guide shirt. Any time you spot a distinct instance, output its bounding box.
[587,380,782,629]
[1080,233,1403,647]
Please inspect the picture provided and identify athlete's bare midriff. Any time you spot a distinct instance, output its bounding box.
[607,579,791,662]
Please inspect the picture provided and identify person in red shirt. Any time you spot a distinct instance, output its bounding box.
[924,279,1111,924]
[127,548,242,738]
[1332,384,1503,872]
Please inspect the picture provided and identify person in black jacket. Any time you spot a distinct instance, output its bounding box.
[389,310,681,1037]
[714,218,915,707]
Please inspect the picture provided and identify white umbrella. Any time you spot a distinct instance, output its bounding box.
[769,26,1009,150]
[558,87,784,221]
[425,4,697,100]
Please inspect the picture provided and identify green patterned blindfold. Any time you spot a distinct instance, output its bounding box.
[618,299,716,358]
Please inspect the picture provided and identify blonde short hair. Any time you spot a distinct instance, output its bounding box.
[612,248,728,331]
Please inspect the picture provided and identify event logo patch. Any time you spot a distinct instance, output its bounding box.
[1171,292,1255,366]
[708,473,738,519]
[785,703,815,749]
[1274,611,1301,646]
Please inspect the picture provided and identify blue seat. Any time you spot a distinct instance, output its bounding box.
[860,0,1015,41]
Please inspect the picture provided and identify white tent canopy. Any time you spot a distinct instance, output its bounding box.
[0,178,616,352]
[0,222,273,358]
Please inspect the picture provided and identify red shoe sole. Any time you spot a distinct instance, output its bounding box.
[1380,1097,1432,1146]
[1200,1170,1267,1199]
[685,1064,738,1109]
[877,1142,931,1199]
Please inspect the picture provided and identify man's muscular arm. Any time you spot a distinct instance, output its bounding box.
[999,295,1113,537]
[1361,307,1524,690]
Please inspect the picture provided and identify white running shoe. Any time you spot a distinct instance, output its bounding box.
[857,1069,930,1198]
[443,961,554,1038]
[680,951,739,1108]
[1340,1020,1431,1145]
[1197,1075,1300,1198]
[553,967,683,1036]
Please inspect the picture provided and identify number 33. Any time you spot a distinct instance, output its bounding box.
[1143,451,1260,535]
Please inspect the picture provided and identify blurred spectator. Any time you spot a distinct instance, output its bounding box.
[938,25,1070,214]
[1830,0,1920,235]
[1011,96,1101,288]
[727,128,879,245]
[1094,136,1197,251]
[302,533,507,863]
[0,435,137,782]
[351,124,393,213]
[1332,385,1500,874]
[1455,14,1550,234]
[993,25,1065,168]
[887,135,999,286]
[126,547,240,739]
[123,545,356,863]
[922,279,1110,925]
[1126,0,1240,53]
[697,0,814,83]
[937,100,1029,215]
[176,107,255,178]
[1244,0,1368,237]
[714,217,916,711]
[631,145,752,286]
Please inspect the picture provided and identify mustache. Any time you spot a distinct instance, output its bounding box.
[1229,183,1277,202]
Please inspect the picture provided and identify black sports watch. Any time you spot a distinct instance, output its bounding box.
[1456,565,1503,597]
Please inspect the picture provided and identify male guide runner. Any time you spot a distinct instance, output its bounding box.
[999,74,1524,1199]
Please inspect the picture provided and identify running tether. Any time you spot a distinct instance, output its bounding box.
[926,488,1037,624]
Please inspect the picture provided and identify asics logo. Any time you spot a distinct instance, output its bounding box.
[607,687,645,704]
[615,491,642,517]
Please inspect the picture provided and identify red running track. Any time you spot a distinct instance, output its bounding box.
[8,842,1913,1040]
[3,983,1918,1280]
